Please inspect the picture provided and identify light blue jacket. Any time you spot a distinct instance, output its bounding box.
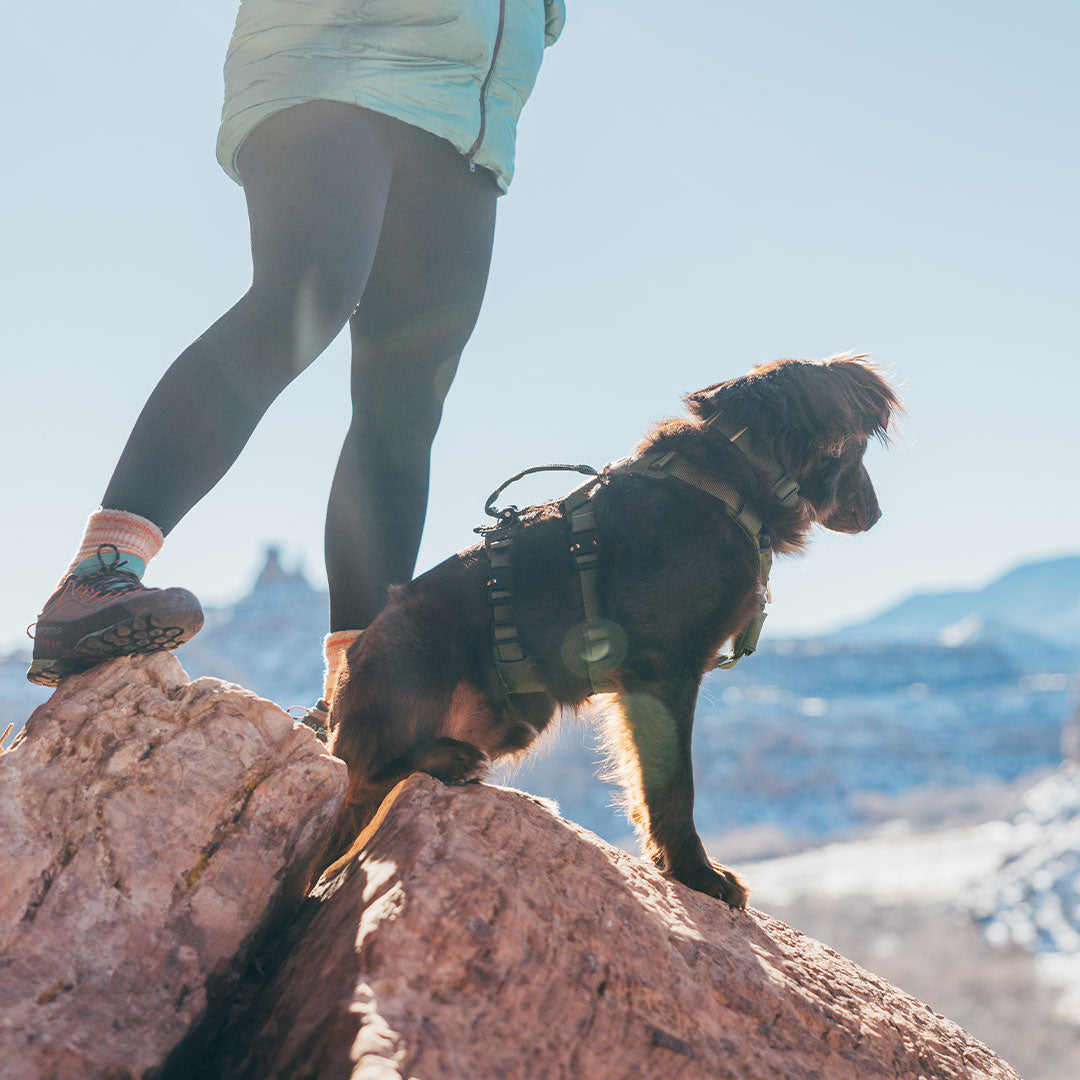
[218,0,566,192]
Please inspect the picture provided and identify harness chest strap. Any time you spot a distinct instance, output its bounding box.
[618,450,774,670]
[484,525,548,695]
[562,476,619,693]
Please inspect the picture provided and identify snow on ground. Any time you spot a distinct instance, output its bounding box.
[742,764,1080,1021]
[741,818,1020,906]
[966,765,1080,1020]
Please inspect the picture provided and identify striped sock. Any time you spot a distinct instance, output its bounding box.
[61,508,165,587]
[323,630,362,703]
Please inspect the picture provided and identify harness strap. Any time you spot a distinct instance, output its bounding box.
[619,451,763,550]
[618,449,773,670]
[703,412,801,509]
[562,477,620,693]
[715,545,772,669]
[483,524,547,695]
[480,463,601,698]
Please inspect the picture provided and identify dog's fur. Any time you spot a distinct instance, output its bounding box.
[327,355,900,907]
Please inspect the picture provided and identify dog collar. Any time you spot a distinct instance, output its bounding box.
[702,412,801,509]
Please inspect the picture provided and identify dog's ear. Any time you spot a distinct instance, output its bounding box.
[683,376,747,423]
[685,355,901,466]
[817,354,902,446]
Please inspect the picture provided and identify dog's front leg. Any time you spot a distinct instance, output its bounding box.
[614,679,748,910]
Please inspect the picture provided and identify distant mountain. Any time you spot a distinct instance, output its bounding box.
[830,555,1080,662]
[175,546,326,710]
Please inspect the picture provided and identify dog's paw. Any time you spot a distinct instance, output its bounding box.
[416,737,489,785]
[667,860,749,910]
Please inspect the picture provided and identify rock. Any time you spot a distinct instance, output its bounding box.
[0,657,1027,1080]
[0,653,347,1080]
[213,774,1020,1080]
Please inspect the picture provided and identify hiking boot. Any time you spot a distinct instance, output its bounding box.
[26,544,204,687]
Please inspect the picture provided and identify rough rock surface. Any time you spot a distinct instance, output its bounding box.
[0,653,346,1080]
[215,773,1021,1080]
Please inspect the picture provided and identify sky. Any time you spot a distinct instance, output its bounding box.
[2,1,1077,655]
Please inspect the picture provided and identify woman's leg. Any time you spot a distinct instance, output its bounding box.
[325,129,500,632]
[30,103,404,687]
[102,102,396,534]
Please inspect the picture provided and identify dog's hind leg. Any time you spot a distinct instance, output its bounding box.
[322,720,488,867]
[322,798,382,866]
[372,735,489,785]
[325,677,457,857]
[610,677,748,910]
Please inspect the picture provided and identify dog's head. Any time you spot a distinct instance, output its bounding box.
[684,354,901,534]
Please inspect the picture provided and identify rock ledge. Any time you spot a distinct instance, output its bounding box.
[212,773,1021,1080]
[0,654,346,1080]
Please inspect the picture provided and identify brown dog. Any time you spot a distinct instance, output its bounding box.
[327,354,900,907]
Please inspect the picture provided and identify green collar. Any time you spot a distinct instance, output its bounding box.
[702,411,801,509]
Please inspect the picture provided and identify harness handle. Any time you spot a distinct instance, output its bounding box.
[481,463,599,523]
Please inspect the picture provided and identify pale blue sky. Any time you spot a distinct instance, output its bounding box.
[2,1,1077,654]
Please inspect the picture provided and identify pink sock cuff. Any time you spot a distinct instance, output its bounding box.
[324,630,362,655]
[323,630,362,702]
[79,508,164,562]
[65,508,165,581]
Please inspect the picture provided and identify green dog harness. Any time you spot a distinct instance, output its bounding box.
[479,416,800,697]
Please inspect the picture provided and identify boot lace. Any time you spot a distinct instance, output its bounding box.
[78,544,146,596]
[26,545,147,641]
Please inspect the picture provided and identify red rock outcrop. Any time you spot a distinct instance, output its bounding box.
[0,653,346,1080]
[212,773,1022,1080]
[2,658,1025,1080]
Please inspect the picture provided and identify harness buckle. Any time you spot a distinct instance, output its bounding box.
[772,475,800,507]
[644,450,677,476]
[581,621,613,663]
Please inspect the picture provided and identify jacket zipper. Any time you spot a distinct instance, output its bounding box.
[466,0,507,170]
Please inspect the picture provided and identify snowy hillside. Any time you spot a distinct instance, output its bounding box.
[740,764,1080,1021]
[517,635,1075,843]
[965,764,1080,1020]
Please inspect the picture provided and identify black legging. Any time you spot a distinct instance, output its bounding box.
[102,102,499,632]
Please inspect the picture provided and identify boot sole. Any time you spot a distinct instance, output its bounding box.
[27,609,204,687]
